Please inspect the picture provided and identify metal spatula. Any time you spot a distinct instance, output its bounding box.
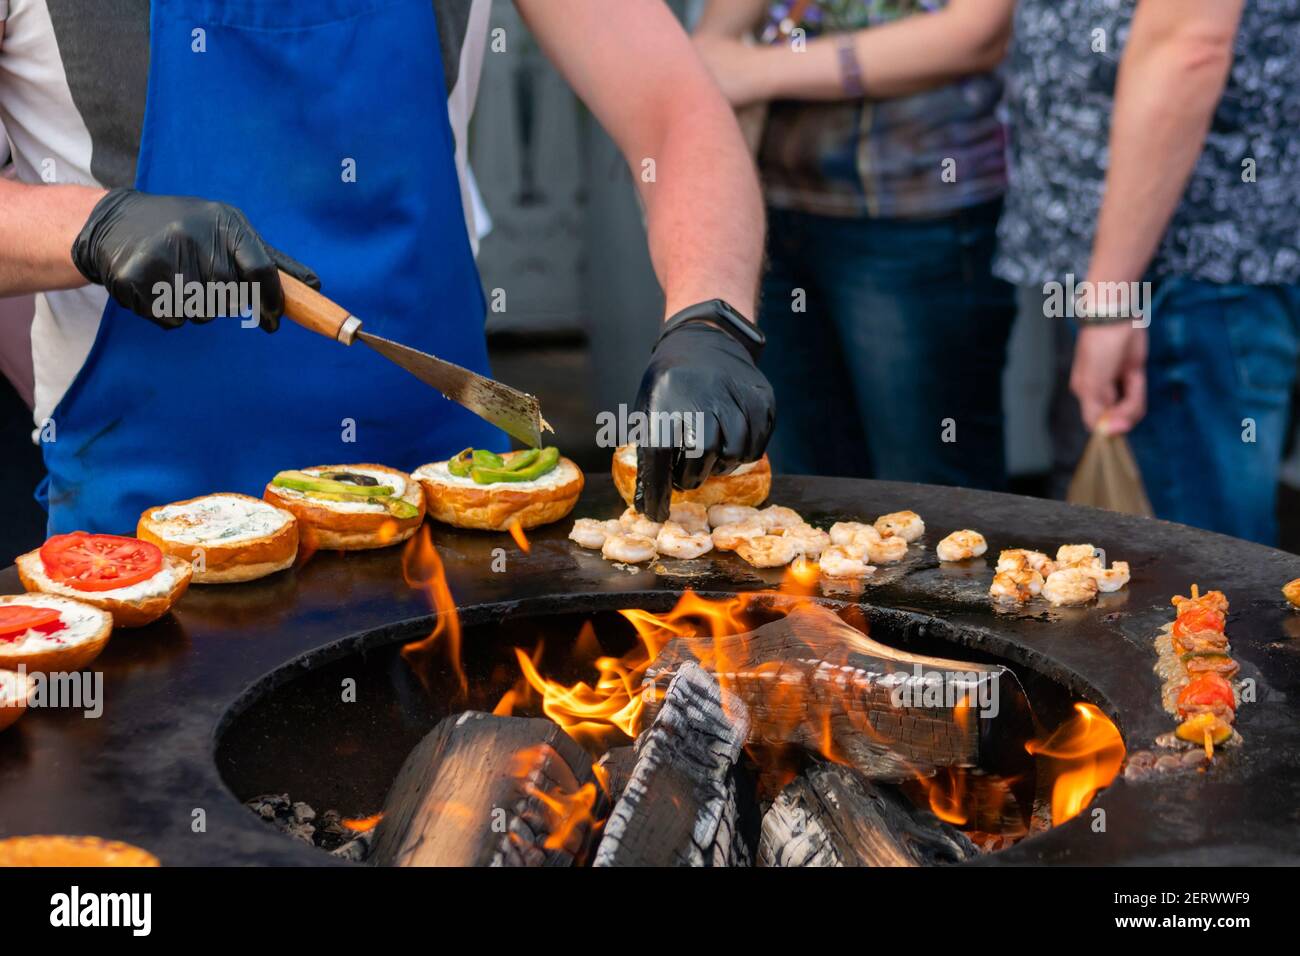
[278,270,546,448]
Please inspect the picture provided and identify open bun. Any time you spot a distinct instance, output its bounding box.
[138,493,298,584]
[611,444,771,509]
[15,551,192,629]
[263,463,425,551]
[0,594,114,673]
[0,835,160,866]
[0,668,35,734]
[415,454,584,531]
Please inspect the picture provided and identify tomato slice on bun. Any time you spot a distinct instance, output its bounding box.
[39,532,163,592]
[0,605,63,640]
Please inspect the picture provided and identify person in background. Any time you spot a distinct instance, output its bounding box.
[692,0,1018,489]
[996,0,1300,545]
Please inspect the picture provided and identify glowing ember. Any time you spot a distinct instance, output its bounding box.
[401,526,467,696]
[1025,702,1126,825]
[342,813,384,832]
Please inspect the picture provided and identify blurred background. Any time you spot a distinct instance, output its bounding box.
[2,0,1298,563]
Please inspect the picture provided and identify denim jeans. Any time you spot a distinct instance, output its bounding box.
[758,200,1017,489]
[1127,278,1300,545]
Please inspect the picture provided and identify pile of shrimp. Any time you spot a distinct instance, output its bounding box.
[985,543,1131,607]
[569,505,926,579]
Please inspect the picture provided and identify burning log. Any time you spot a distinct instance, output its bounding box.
[594,662,752,867]
[758,764,977,867]
[643,604,1037,783]
[370,712,606,867]
[595,746,637,804]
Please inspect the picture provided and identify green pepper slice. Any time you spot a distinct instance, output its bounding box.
[471,446,560,484]
[503,449,541,472]
[447,448,474,477]
[472,449,506,470]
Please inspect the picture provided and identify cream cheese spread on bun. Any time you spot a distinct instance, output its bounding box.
[147,494,291,544]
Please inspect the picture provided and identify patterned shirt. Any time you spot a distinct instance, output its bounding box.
[757,0,1007,220]
[995,0,1300,288]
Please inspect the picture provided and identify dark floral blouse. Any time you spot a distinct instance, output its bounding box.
[994,0,1300,287]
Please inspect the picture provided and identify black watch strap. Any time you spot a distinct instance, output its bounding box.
[657,299,765,361]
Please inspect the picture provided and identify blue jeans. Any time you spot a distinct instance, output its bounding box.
[758,201,1017,489]
[1129,278,1300,545]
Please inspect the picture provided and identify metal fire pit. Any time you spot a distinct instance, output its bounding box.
[1,476,1298,865]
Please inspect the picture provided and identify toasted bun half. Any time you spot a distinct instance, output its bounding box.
[414,455,584,531]
[611,445,771,509]
[0,668,35,734]
[138,493,298,584]
[0,835,160,867]
[263,463,425,550]
[0,594,113,673]
[15,551,192,629]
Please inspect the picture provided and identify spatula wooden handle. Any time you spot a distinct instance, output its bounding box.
[278,269,361,344]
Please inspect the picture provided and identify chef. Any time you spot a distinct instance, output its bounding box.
[0,0,772,533]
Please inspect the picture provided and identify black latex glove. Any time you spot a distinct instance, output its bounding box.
[72,188,320,332]
[633,320,775,522]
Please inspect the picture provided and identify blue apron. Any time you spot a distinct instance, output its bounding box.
[41,0,502,535]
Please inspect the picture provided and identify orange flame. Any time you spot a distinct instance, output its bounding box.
[341,813,384,832]
[376,519,400,546]
[508,745,604,855]
[401,526,467,696]
[1025,702,1126,824]
[508,519,531,553]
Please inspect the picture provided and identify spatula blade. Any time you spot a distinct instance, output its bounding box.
[357,331,546,448]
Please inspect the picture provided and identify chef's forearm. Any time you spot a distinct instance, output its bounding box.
[638,99,764,321]
[755,0,1012,101]
[1086,0,1243,283]
[0,179,105,295]
[516,0,763,322]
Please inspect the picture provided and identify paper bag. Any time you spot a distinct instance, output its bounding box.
[1066,429,1154,517]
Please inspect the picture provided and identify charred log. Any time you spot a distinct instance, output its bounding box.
[370,712,606,867]
[594,662,752,867]
[643,604,1037,783]
[758,764,977,867]
[595,746,637,805]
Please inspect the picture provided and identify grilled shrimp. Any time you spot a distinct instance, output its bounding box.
[990,568,1045,604]
[655,522,713,560]
[1042,567,1099,606]
[874,510,925,542]
[735,534,800,568]
[1056,544,1100,569]
[936,530,987,562]
[866,534,909,565]
[830,521,881,549]
[707,504,760,529]
[1087,560,1130,593]
[759,505,805,531]
[618,507,663,540]
[668,502,709,534]
[819,545,875,579]
[712,518,766,552]
[602,532,657,564]
[996,549,1053,574]
[569,518,619,550]
[786,524,831,559]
